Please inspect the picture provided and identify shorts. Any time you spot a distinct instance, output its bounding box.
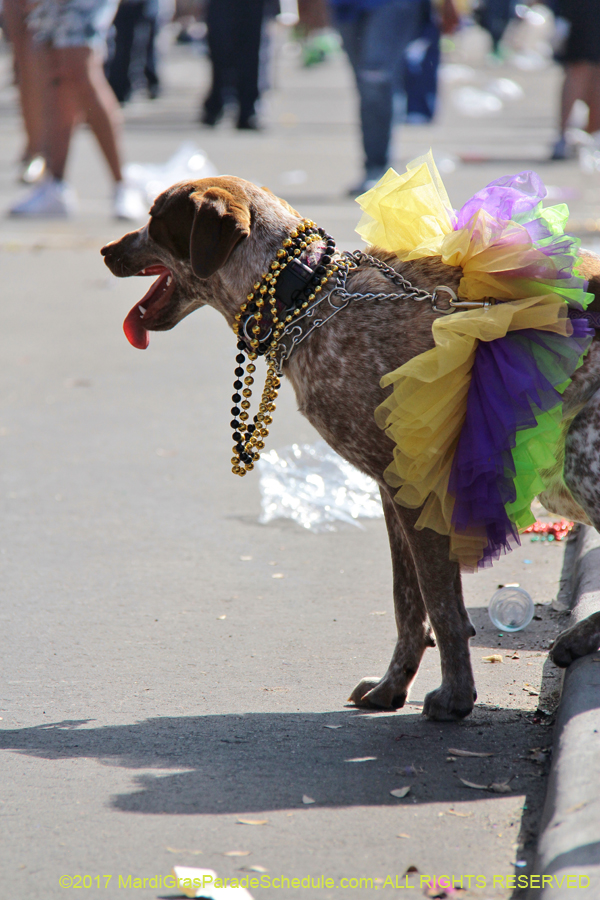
[557,0,600,65]
[29,0,119,50]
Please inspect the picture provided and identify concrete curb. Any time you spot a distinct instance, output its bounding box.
[531,526,600,899]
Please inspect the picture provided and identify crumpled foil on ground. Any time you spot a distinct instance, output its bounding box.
[124,142,218,206]
[257,441,384,532]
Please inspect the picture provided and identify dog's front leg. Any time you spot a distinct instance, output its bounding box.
[399,507,477,721]
[349,489,435,710]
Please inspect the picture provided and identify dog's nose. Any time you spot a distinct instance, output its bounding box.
[100,241,115,257]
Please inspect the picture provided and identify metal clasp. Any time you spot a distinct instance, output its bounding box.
[242,314,272,346]
[432,285,494,314]
[450,298,494,310]
[431,285,458,314]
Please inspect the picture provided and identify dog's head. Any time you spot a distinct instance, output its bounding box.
[101,176,300,348]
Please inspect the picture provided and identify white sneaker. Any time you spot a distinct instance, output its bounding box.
[9,177,77,218]
[113,182,146,222]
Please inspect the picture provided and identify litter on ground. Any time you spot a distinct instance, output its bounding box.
[390,786,411,798]
[171,866,254,899]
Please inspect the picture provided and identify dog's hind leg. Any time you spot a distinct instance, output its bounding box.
[349,489,434,710]
[550,393,600,666]
[399,506,477,721]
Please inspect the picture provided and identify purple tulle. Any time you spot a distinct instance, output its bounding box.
[454,171,590,303]
[455,171,546,231]
[448,319,593,567]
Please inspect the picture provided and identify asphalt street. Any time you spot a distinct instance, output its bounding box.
[0,19,598,900]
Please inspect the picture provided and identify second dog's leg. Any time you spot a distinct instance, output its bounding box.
[349,489,434,710]
[551,394,600,666]
[401,507,477,721]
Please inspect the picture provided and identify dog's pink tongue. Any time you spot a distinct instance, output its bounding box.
[123,270,170,349]
[123,304,149,349]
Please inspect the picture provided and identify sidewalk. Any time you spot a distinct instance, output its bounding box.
[0,22,598,900]
[532,527,600,899]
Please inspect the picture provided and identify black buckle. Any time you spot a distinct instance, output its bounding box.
[239,257,318,355]
[274,258,315,309]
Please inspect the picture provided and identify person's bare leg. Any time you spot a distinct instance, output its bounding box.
[559,62,592,136]
[298,0,329,31]
[47,46,123,183]
[44,45,82,180]
[585,63,600,134]
[18,43,47,160]
[79,48,124,183]
[3,0,46,160]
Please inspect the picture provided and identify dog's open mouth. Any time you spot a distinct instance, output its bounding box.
[123,266,176,349]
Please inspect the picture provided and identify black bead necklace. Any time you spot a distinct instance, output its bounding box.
[229,219,338,477]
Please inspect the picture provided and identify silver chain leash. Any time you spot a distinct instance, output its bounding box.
[271,250,492,373]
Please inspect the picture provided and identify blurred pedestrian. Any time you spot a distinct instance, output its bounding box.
[9,0,143,219]
[551,0,600,160]
[474,0,517,55]
[200,0,266,130]
[2,0,47,183]
[104,0,175,104]
[105,0,161,103]
[403,0,440,124]
[403,0,461,123]
[330,0,459,194]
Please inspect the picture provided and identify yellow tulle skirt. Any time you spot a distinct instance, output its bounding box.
[354,152,590,569]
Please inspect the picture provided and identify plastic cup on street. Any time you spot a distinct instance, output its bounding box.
[488,586,534,632]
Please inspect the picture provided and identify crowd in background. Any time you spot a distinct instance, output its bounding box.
[1,0,599,217]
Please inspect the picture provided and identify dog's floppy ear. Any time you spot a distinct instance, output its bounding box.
[189,187,251,279]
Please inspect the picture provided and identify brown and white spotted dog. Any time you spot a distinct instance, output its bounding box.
[101,176,600,720]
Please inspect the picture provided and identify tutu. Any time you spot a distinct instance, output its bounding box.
[357,152,594,569]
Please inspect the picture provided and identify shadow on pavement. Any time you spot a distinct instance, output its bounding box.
[544,842,600,875]
[0,709,551,816]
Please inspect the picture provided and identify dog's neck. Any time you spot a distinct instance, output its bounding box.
[204,221,332,332]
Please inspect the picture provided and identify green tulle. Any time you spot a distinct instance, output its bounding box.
[499,199,593,532]
[506,371,587,533]
[513,201,595,309]
[505,405,565,530]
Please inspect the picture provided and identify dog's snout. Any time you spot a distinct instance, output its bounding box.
[100,238,129,276]
[100,227,156,279]
[100,240,122,264]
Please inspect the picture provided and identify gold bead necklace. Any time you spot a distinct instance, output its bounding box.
[229,219,338,476]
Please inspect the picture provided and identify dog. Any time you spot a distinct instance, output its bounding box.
[101,175,600,721]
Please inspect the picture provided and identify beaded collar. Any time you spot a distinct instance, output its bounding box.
[237,226,336,355]
[229,219,341,476]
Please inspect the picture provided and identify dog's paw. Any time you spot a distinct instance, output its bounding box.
[348,677,407,711]
[423,685,476,722]
[550,614,600,668]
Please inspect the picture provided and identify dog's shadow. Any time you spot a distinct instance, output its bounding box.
[0,709,552,816]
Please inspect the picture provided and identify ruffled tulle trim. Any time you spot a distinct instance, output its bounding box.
[357,154,593,308]
[360,154,593,569]
[448,319,593,569]
[376,295,583,570]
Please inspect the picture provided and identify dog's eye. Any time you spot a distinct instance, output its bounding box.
[149,216,170,247]
[149,215,191,260]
